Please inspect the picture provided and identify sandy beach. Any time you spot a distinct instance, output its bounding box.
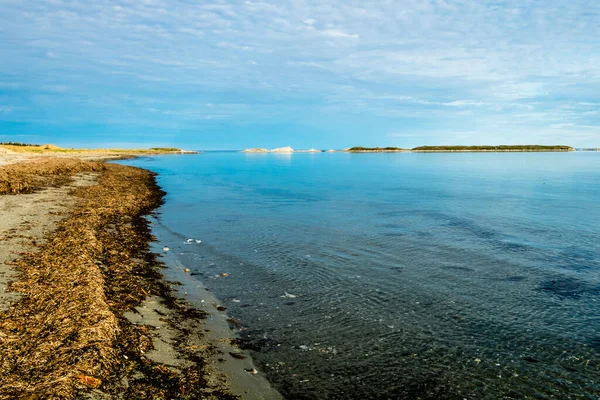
[0,148,280,399]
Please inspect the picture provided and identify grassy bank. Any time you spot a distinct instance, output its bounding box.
[0,159,235,399]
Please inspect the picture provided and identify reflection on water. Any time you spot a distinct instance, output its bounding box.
[120,152,600,399]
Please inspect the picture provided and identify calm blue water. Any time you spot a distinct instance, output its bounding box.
[120,152,600,399]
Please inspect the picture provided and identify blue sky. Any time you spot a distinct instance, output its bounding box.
[0,0,599,149]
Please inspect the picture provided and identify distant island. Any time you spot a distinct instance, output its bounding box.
[243,146,322,153]
[345,147,404,152]
[410,145,574,152]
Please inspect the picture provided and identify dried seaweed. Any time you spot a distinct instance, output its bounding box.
[0,158,105,195]
[0,160,237,399]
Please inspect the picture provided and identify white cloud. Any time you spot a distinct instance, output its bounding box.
[321,29,359,39]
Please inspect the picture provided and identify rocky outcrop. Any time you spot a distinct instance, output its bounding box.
[270,146,294,153]
[243,148,269,153]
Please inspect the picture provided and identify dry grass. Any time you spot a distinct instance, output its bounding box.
[0,160,235,399]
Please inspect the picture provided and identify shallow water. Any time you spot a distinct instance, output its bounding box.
[119,152,600,399]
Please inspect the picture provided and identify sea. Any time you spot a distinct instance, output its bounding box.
[118,151,600,399]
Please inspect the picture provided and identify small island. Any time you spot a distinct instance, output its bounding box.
[410,145,574,152]
[345,147,404,152]
[243,146,322,153]
[340,145,574,153]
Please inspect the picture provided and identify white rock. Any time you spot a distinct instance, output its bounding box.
[270,146,294,153]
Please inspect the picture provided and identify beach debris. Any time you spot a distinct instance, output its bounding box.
[281,292,297,298]
[184,268,190,273]
[221,272,229,277]
[163,246,170,252]
[229,351,247,360]
[298,345,310,351]
[77,374,102,388]
[226,318,243,329]
[244,368,258,375]
[184,238,202,244]
[232,299,241,302]
[474,358,481,364]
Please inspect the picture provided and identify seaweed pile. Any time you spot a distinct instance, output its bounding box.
[0,159,236,399]
[0,157,106,195]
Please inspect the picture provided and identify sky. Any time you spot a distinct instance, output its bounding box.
[0,0,599,149]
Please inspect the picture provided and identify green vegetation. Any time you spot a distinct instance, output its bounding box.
[149,147,182,152]
[411,145,574,152]
[347,146,404,152]
[0,141,40,146]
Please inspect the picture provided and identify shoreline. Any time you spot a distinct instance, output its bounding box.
[0,154,280,399]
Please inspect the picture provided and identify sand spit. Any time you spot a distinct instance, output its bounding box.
[0,144,199,168]
[0,158,240,399]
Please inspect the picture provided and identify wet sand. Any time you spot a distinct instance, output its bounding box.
[0,153,281,399]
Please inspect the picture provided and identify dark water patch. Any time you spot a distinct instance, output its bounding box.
[381,232,406,237]
[376,210,405,217]
[446,219,497,239]
[492,240,531,253]
[379,223,404,229]
[502,275,527,282]
[588,336,600,350]
[537,277,600,299]
[419,210,506,242]
[560,247,598,261]
[441,265,474,272]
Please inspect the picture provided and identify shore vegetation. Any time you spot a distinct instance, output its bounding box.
[346,146,404,152]
[0,142,41,147]
[411,145,574,152]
